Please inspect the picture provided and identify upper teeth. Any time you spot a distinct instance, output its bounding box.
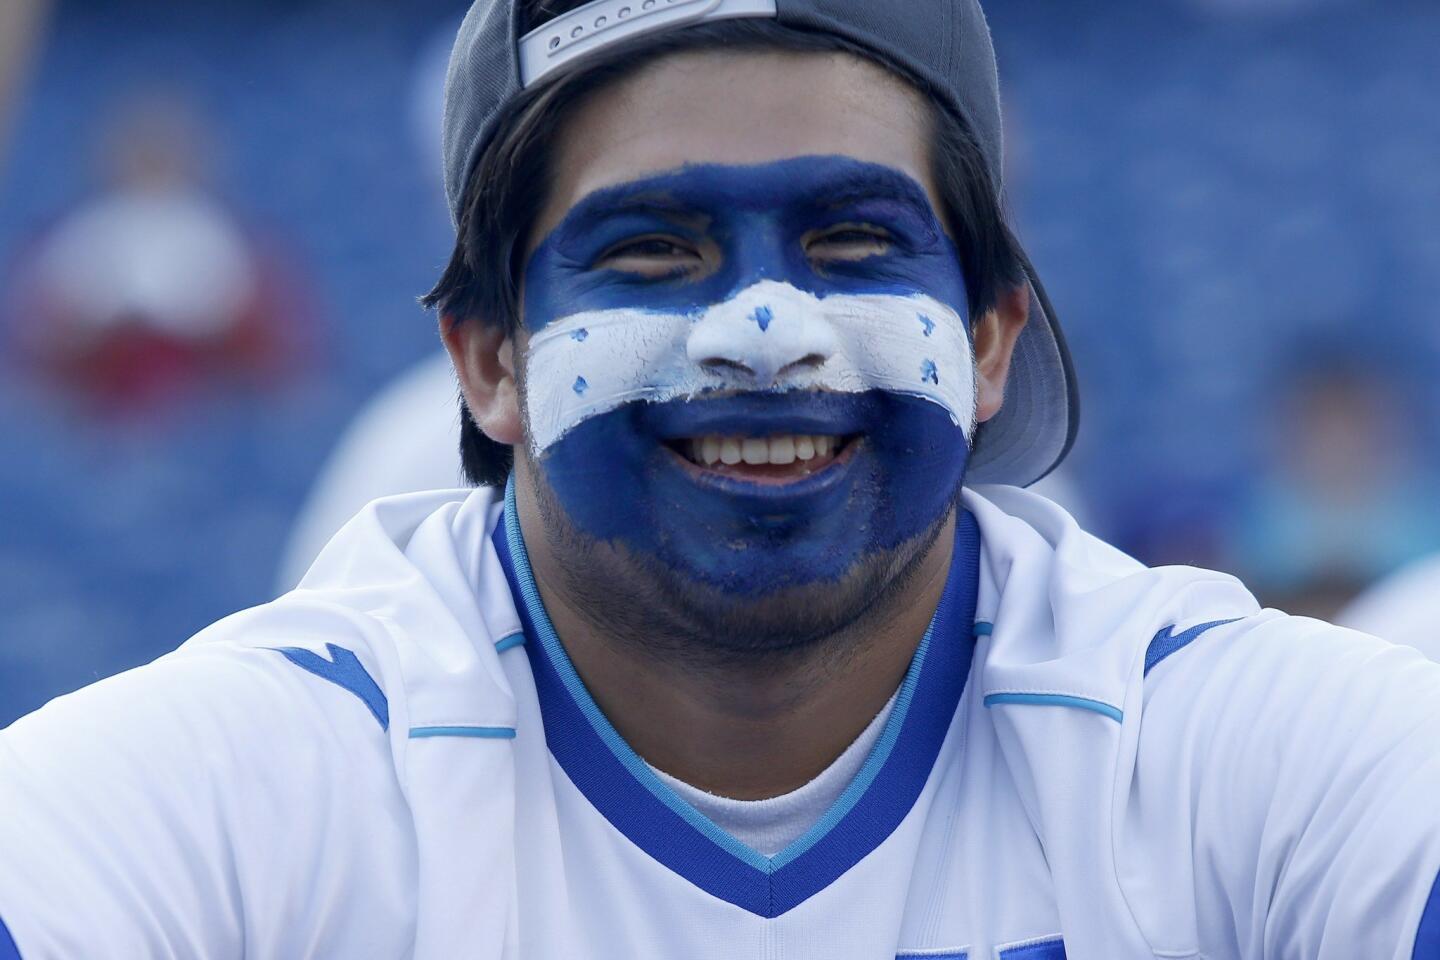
[689,435,839,467]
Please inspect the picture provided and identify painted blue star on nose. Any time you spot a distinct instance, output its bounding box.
[570,328,589,342]
[918,314,936,337]
[573,376,589,395]
[921,360,940,385]
[751,305,774,332]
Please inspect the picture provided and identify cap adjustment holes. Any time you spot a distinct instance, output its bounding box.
[549,0,696,53]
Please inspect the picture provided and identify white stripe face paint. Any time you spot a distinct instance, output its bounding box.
[522,279,975,457]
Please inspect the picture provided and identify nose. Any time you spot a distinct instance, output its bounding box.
[685,282,838,388]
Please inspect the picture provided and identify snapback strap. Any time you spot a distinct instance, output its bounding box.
[519,0,778,87]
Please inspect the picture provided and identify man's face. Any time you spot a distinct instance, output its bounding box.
[503,51,985,646]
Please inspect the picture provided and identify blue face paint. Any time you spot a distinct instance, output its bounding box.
[525,156,968,325]
[542,391,967,590]
[521,156,973,595]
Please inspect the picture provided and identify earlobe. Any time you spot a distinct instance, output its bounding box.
[973,284,1030,424]
[441,313,524,446]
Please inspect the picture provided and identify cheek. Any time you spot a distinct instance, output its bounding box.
[862,394,971,547]
[528,404,666,543]
[521,305,693,458]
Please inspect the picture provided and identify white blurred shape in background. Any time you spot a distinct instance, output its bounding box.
[1338,556,1440,664]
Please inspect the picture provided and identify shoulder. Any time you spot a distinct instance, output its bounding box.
[0,621,418,957]
[963,483,1260,720]
[0,600,410,837]
[0,487,527,956]
[1135,586,1440,769]
[1130,611,1440,956]
[1137,608,1440,787]
[4,482,521,783]
[966,481,1440,760]
[963,486,1440,955]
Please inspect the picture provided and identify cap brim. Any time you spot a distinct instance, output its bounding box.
[965,250,1079,487]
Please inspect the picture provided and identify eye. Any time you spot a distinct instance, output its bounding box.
[593,235,704,277]
[805,223,893,263]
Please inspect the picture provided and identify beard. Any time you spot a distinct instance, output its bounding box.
[523,459,956,668]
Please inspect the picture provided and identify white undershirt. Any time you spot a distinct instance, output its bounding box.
[649,695,898,857]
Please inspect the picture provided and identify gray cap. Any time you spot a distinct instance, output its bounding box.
[442,0,1078,487]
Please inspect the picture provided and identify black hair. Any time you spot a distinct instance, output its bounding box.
[423,1,1025,487]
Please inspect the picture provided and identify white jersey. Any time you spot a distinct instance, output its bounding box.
[2,484,1440,959]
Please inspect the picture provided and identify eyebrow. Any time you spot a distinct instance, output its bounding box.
[546,190,710,251]
[801,166,937,216]
[555,189,708,231]
[555,159,939,238]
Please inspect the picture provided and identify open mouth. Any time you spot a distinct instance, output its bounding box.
[663,433,860,484]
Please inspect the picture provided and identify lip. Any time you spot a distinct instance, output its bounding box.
[643,392,874,443]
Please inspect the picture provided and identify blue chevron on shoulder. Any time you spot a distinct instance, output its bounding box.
[272,643,389,731]
[0,912,21,960]
[1144,618,1243,677]
[1415,868,1440,958]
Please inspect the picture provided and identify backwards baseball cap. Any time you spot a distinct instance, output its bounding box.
[441,0,1079,487]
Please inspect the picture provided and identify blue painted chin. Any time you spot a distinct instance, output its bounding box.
[536,392,968,595]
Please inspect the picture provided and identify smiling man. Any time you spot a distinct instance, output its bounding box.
[2,1,1440,958]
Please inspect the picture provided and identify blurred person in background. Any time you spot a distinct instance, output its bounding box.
[277,351,461,588]
[3,89,315,416]
[1339,554,1440,662]
[1221,348,1440,620]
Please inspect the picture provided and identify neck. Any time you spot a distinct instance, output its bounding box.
[514,478,956,801]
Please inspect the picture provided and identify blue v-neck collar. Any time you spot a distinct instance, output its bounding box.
[493,480,980,918]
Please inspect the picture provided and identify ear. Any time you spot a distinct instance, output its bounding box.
[973,284,1030,424]
[441,313,524,446]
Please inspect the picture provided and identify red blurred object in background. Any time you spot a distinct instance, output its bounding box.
[6,89,316,416]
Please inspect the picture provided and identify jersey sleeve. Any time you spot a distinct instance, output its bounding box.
[1133,614,1440,959]
[0,641,416,958]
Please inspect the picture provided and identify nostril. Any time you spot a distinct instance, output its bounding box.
[700,358,753,376]
[779,353,828,377]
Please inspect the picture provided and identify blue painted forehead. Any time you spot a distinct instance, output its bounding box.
[548,156,943,236]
